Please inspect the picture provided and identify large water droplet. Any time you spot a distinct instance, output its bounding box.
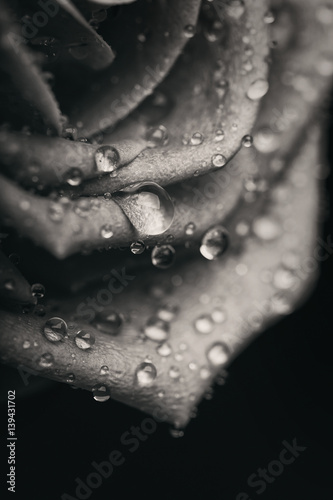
[207,342,229,366]
[75,330,95,349]
[190,132,204,146]
[92,311,122,335]
[93,384,111,402]
[200,225,229,260]
[151,245,175,269]
[211,154,227,168]
[247,79,269,100]
[116,182,174,236]
[43,317,67,342]
[194,314,214,334]
[144,317,170,342]
[95,146,120,172]
[135,362,157,386]
[38,353,54,368]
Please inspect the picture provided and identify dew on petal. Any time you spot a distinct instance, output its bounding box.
[31,283,45,298]
[100,365,109,375]
[95,145,120,172]
[194,314,214,334]
[211,153,227,168]
[207,342,229,366]
[74,330,95,350]
[38,353,54,368]
[92,311,122,335]
[190,132,204,146]
[135,362,157,386]
[169,366,180,379]
[130,241,145,254]
[144,317,169,342]
[252,216,282,241]
[100,224,113,239]
[247,79,269,100]
[156,304,177,322]
[43,317,67,342]
[200,225,229,260]
[184,24,195,38]
[93,384,111,402]
[156,342,172,357]
[151,245,175,269]
[146,125,169,147]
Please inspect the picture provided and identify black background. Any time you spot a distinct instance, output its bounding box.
[1,119,333,500]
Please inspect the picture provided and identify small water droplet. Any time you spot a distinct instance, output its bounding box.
[156,305,177,322]
[130,241,145,254]
[242,135,253,148]
[264,10,275,23]
[200,225,229,260]
[31,283,45,298]
[252,217,282,241]
[190,132,204,146]
[214,129,225,142]
[146,125,169,147]
[66,373,75,383]
[207,342,229,366]
[117,182,174,236]
[254,127,280,153]
[169,427,184,438]
[64,167,83,186]
[188,361,198,371]
[43,317,67,342]
[93,384,111,402]
[23,340,31,349]
[273,268,297,290]
[144,317,169,342]
[100,365,109,375]
[100,224,113,239]
[38,353,54,368]
[247,79,269,100]
[158,390,165,398]
[225,0,245,19]
[211,308,226,323]
[95,146,120,172]
[92,311,122,335]
[75,330,95,350]
[185,222,196,236]
[135,362,157,386]
[151,245,175,269]
[169,366,180,379]
[194,314,214,334]
[156,342,172,357]
[184,24,195,38]
[74,198,91,217]
[200,366,211,380]
[104,192,112,200]
[211,154,227,168]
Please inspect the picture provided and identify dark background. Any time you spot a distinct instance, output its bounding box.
[1,122,333,500]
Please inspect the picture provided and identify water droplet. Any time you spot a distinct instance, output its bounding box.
[156,305,177,322]
[158,390,165,398]
[64,167,83,186]
[156,342,172,357]
[169,366,180,379]
[242,135,253,148]
[184,24,195,38]
[190,132,204,146]
[254,127,280,153]
[252,217,282,241]
[92,311,122,335]
[185,222,196,236]
[144,317,169,342]
[247,79,269,100]
[23,340,31,349]
[225,0,245,19]
[244,175,268,193]
[211,154,227,168]
[135,362,157,386]
[48,201,65,222]
[43,317,67,342]
[75,330,95,350]
[100,224,113,239]
[93,384,111,402]
[200,225,229,260]
[31,283,45,298]
[66,373,75,383]
[214,129,225,142]
[200,366,211,380]
[117,182,174,236]
[38,353,54,368]
[194,314,214,334]
[104,192,112,200]
[146,125,169,147]
[211,308,226,323]
[151,245,175,269]
[3,279,15,291]
[100,365,109,375]
[273,268,297,290]
[74,198,91,217]
[130,241,145,254]
[264,10,275,23]
[95,146,120,173]
[207,342,229,366]
[188,361,198,371]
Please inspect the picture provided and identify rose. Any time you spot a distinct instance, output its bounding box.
[0,0,332,428]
